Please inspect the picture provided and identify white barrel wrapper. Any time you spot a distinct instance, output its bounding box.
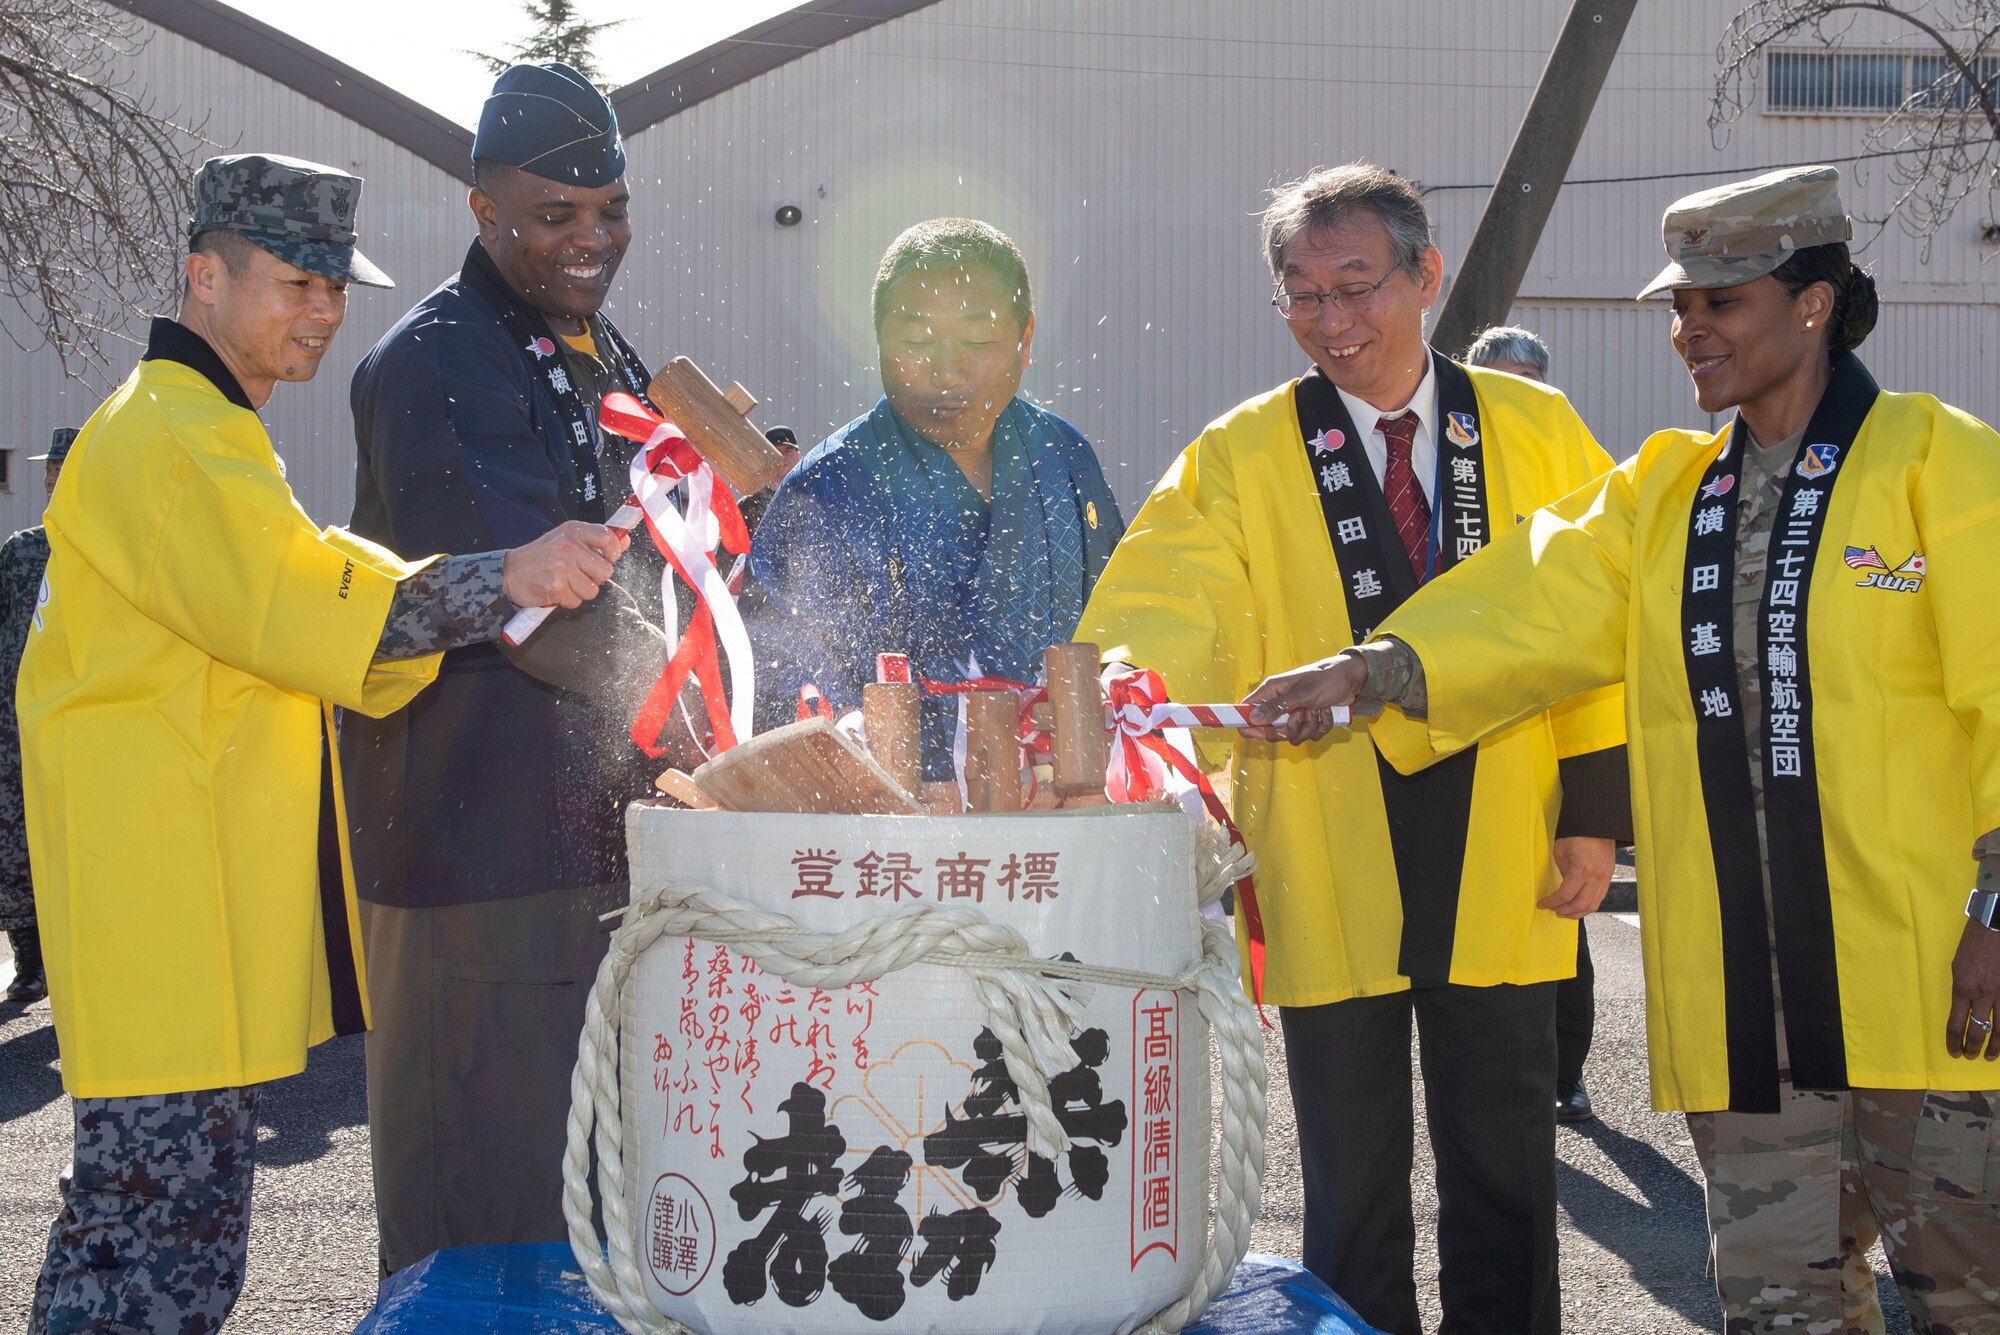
[620,805,1209,1335]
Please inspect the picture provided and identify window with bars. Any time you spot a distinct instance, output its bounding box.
[1767,48,2000,112]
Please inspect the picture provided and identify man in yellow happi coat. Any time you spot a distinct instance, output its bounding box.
[1078,163,1626,1335]
[22,154,624,1334]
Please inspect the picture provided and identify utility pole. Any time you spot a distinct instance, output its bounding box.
[1430,0,1639,359]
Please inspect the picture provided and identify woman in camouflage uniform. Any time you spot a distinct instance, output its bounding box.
[1245,166,2000,1334]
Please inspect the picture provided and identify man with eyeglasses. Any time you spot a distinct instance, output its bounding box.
[1079,162,1628,1335]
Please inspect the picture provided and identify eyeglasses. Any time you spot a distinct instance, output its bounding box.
[1272,262,1407,320]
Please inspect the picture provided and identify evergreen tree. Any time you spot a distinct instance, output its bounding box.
[466,0,627,87]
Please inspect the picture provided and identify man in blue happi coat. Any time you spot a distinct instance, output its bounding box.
[343,62,687,1273]
[746,219,1124,779]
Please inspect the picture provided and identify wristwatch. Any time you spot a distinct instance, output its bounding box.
[1970,888,2000,932]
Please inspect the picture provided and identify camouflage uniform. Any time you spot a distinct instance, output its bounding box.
[1688,428,2000,1335]
[30,1086,262,1335]
[374,547,512,661]
[0,523,50,934]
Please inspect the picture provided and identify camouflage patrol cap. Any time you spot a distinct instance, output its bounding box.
[188,153,393,288]
[29,428,77,464]
[1637,165,1851,299]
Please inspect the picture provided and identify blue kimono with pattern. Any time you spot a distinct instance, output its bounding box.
[746,396,1125,779]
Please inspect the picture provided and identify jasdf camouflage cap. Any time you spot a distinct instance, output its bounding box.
[1637,165,1851,299]
[29,427,77,464]
[188,153,393,288]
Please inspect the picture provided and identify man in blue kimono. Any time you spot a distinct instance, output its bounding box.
[747,218,1124,778]
[343,62,683,1273]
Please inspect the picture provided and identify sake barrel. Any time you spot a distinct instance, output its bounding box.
[614,803,1212,1335]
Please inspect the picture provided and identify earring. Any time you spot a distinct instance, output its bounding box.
[1805,320,1815,329]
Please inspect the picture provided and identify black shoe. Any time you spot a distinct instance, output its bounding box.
[1556,1080,1595,1124]
[5,927,45,1002]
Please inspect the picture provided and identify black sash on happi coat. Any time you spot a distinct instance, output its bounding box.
[459,241,654,521]
[1678,352,1878,1112]
[1294,354,1492,984]
[316,712,365,1036]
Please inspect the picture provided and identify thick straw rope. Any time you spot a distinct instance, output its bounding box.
[561,813,1268,1335]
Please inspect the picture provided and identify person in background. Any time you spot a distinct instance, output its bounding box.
[0,427,73,1005]
[1464,323,1549,384]
[24,152,618,1335]
[1464,323,1609,1127]
[746,218,1123,778]
[736,425,803,536]
[1078,163,1626,1335]
[1245,164,2000,1335]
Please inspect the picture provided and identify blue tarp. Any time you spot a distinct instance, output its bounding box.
[353,1243,1383,1334]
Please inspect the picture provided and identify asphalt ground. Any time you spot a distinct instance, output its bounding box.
[0,905,1914,1334]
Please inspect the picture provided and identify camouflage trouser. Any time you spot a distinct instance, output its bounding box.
[1689,1082,2000,1335]
[29,1084,263,1335]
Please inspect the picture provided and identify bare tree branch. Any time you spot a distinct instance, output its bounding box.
[0,0,205,380]
[1711,0,2000,258]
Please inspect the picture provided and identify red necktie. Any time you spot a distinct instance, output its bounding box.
[1378,413,1430,583]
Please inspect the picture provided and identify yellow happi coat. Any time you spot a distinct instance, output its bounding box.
[21,343,442,1098]
[1379,373,2000,1110]
[1080,365,1623,1007]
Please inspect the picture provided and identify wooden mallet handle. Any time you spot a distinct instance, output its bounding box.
[862,682,921,797]
[654,768,718,809]
[1047,641,1109,797]
[964,690,1022,812]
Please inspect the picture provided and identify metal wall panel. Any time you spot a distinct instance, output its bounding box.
[0,0,1992,535]
[1506,300,1723,458]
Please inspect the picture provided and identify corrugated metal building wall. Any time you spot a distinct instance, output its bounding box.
[617,0,2000,512]
[2,0,1995,534]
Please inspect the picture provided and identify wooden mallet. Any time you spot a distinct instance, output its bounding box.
[863,683,921,797]
[1047,641,1110,798]
[646,357,791,496]
[964,690,1023,812]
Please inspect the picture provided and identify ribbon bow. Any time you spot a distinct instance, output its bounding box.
[599,392,756,759]
[1104,668,1270,1007]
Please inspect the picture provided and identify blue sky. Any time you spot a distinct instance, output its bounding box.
[226,0,796,127]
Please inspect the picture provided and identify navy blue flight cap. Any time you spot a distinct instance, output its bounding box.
[472,62,626,188]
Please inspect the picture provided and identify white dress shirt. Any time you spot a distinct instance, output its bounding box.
[1334,353,1440,506]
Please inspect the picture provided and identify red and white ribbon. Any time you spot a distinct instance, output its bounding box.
[1111,700,1348,733]
[795,681,835,723]
[1103,668,1276,1007]
[579,393,755,759]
